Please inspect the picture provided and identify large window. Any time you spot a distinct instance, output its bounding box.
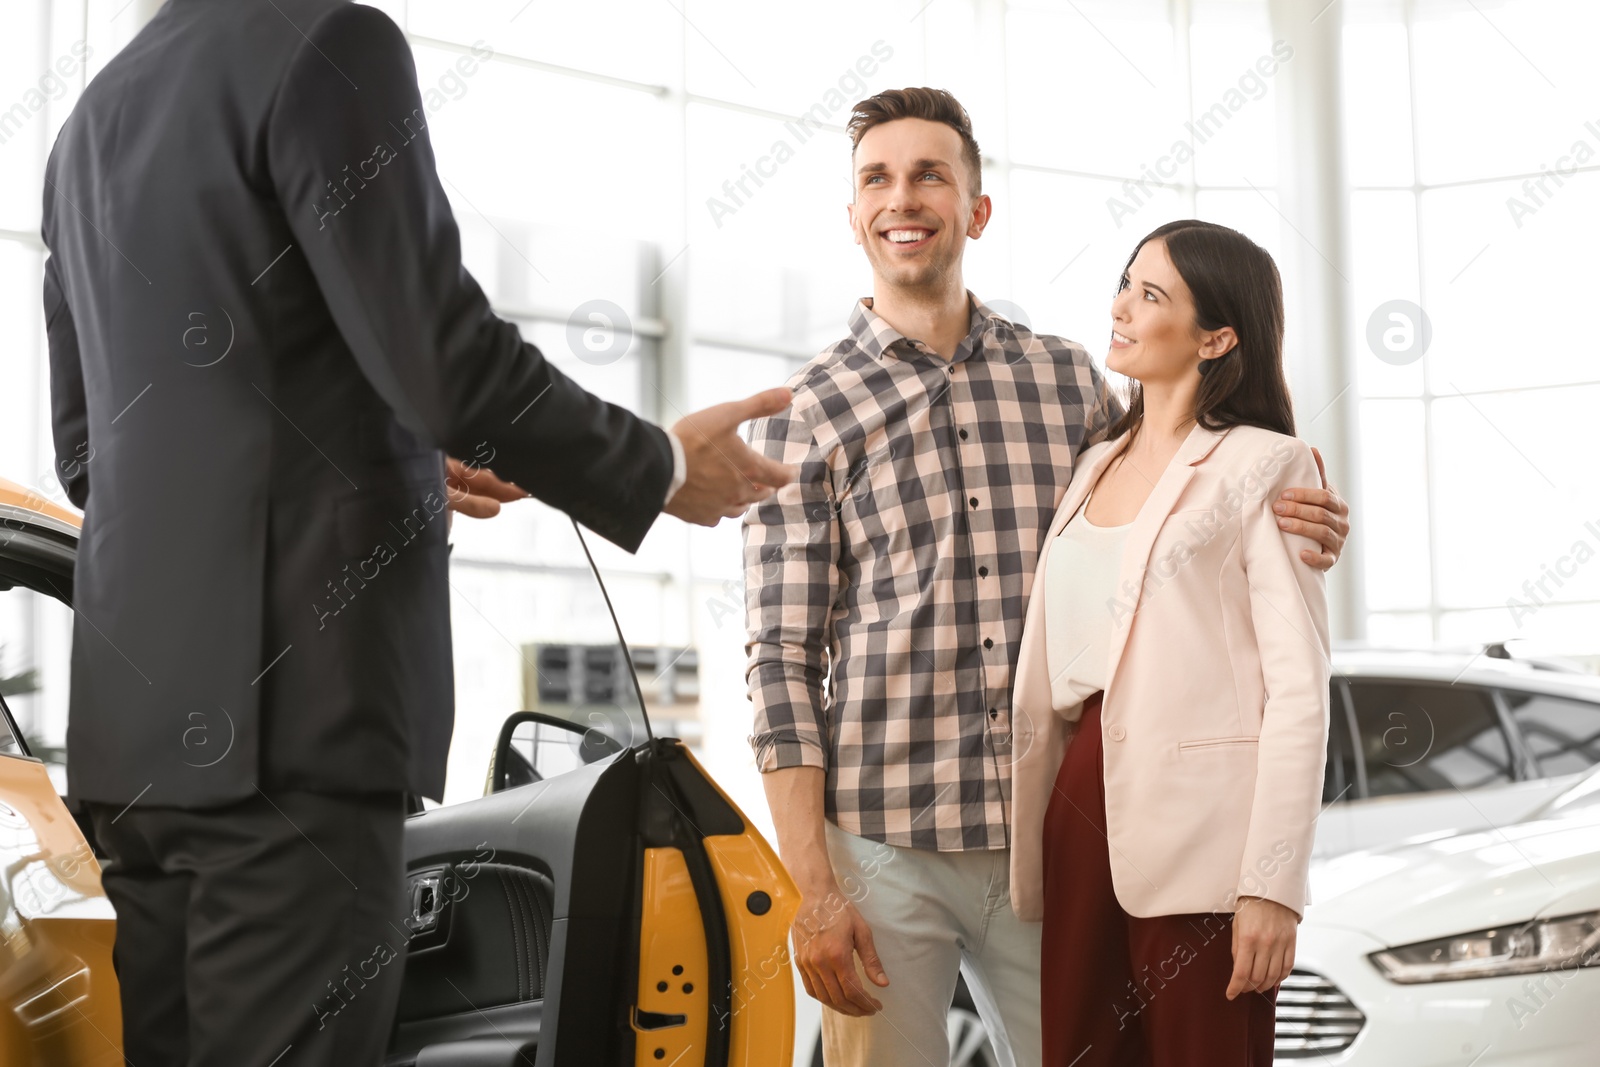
[1343,0,1600,655]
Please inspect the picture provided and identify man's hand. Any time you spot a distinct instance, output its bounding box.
[445,456,529,525]
[1227,895,1298,1000]
[1275,446,1349,571]
[759,768,887,1015]
[665,387,799,526]
[791,885,891,1016]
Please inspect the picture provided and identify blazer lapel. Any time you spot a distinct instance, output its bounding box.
[1014,434,1127,725]
[1104,422,1230,691]
[1044,435,1127,544]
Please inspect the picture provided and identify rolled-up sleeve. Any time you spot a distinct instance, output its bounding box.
[742,398,840,773]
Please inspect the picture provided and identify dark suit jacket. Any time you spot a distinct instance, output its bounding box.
[43,0,673,807]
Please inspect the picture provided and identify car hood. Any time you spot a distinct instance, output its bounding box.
[1304,804,1600,947]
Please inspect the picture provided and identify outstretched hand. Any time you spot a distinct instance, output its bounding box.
[664,387,799,527]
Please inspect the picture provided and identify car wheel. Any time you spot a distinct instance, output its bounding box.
[807,980,1001,1067]
[947,980,1001,1067]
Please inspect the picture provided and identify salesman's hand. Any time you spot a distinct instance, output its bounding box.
[665,387,799,526]
[791,886,891,1016]
[445,456,529,525]
[1275,445,1349,571]
[1226,895,1298,1000]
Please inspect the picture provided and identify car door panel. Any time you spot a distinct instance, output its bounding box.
[1339,778,1570,852]
[0,495,122,1065]
[390,738,797,1067]
[0,752,122,1065]
[390,746,638,1067]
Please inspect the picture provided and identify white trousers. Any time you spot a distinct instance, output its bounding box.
[818,820,1043,1067]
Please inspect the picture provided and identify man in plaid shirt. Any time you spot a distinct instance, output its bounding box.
[741,88,1349,1067]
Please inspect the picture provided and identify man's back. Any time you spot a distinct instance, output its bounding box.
[46,0,673,807]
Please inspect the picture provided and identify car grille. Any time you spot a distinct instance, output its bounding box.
[1274,969,1365,1058]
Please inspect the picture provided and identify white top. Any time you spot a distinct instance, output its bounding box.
[1043,490,1131,714]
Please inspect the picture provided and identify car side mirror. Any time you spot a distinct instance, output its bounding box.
[486,710,626,795]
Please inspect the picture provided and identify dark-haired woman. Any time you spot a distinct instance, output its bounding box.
[1008,220,1331,1065]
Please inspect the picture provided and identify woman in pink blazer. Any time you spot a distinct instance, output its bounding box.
[1009,220,1330,1065]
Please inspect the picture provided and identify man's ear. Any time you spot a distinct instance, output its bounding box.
[967,193,993,239]
[847,201,862,246]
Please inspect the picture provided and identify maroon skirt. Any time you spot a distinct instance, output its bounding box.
[1039,692,1277,1066]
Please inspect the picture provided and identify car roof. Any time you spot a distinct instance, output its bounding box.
[1333,645,1600,701]
[0,477,82,538]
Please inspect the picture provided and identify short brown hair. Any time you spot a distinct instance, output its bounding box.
[847,87,983,195]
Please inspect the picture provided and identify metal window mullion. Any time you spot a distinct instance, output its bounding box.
[1337,678,1368,800]
[1400,0,1444,643]
[1173,0,1198,215]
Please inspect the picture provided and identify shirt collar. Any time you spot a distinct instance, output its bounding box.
[848,293,1021,365]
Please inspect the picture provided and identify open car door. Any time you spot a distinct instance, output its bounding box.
[0,480,122,1064]
[386,513,798,1067]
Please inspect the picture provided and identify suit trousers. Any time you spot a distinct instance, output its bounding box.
[1041,694,1276,1066]
[87,789,408,1067]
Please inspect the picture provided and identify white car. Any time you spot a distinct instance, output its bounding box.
[1310,645,1600,860]
[1286,765,1600,1062]
[794,644,1600,1065]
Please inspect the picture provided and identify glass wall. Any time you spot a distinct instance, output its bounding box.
[1342,0,1600,656]
[4,0,1588,813]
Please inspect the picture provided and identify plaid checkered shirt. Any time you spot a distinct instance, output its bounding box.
[742,295,1124,851]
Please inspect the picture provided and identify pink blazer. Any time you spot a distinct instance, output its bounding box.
[1008,422,1330,922]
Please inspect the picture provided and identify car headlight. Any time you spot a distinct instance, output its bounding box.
[1369,911,1600,983]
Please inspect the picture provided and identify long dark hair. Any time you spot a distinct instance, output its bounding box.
[1106,220,1295,441]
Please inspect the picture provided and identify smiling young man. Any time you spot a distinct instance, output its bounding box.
[741,87,1350,1067]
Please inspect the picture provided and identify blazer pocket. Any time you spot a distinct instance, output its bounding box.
[1178,735,1259,751]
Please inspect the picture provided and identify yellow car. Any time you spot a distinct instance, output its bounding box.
[0,477,799,1066]
[0,478,121,1065]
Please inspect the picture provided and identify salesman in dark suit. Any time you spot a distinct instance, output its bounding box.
[42,0,795,1062]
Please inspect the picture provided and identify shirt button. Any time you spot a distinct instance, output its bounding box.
[978,566,989,577]
[1108,724,1127,742]
[959,429,969,440]
[983,638,994,649]
[989,708,999,720]
[969,497,979,508]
